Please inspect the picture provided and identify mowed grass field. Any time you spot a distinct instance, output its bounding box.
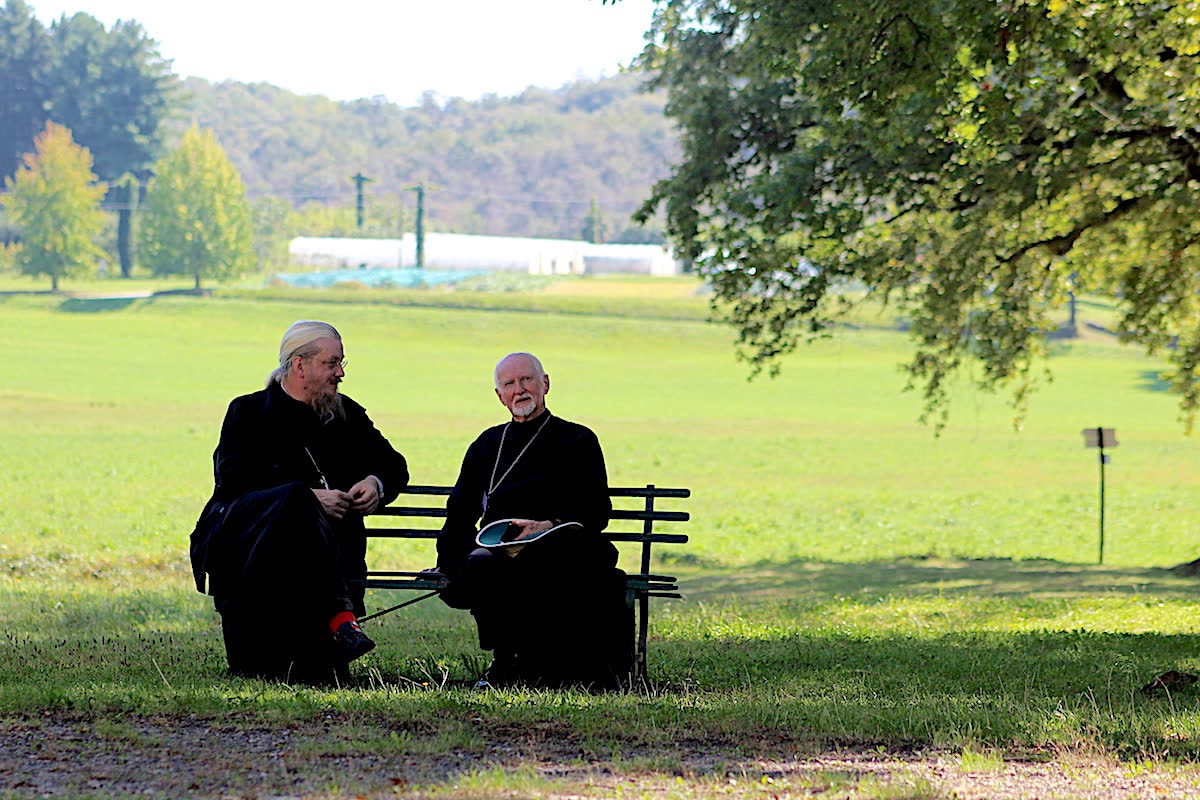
[3,280,1200,797]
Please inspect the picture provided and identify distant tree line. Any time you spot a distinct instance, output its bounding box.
[0,0,679,290]
[178,73,678,245]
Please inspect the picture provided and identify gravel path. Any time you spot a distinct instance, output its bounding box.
[2,713,1199,798]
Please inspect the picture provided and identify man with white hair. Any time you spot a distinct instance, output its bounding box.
[190,320,409,683]
[435,352,628,688]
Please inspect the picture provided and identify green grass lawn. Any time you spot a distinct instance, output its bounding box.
[1,283,1199,796]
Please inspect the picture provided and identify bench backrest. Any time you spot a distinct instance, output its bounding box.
[368,484,690,574]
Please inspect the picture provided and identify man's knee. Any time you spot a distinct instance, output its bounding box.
[440,547,507,609]
[464,546,502,573]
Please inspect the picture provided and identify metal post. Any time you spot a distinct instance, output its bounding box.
[1082,427,1116,566]
[1097,429,1107,565]
[351,173,371,230]
[415,184,425,269]
[636,485,655,683]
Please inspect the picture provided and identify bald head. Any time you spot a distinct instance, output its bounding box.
[494,352,544,389]
[494,352,549,423]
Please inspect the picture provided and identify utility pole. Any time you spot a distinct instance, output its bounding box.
[351,172,372,231]
[410,183,425,268]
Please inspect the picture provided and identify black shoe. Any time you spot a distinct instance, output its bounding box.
[332,620,375,663]
[475,651,519,689]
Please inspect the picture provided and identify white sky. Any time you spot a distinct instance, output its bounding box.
[28,0,659,106]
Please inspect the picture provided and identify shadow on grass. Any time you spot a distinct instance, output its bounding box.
[58,295,147,313]
[6,558,1200,765]
[638,625,1200,758]
[670,555,1200,603]
[57,289,209,313]
[1139,369,1171,393]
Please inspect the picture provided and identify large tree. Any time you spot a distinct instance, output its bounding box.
[139,125,255,290]
[47,12,176,278]
[4,121,108,290]
[638,0,1200,429]
[0,0,50,179]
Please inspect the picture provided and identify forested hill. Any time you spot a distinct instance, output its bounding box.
[178,73,677,242]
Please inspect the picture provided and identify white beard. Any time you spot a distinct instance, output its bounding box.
[510,397,537,418]
[312,391,346,424]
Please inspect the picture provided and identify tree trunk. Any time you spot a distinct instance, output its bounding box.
[194,272,201,291]
[117,206,133,278]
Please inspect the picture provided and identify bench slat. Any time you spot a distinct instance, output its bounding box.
[365,528,689,545]
[611,510,689,522]
[395,485,454,496]
[607,532,689,544]
[365,529,440,539]
[364,579,447,591]
[393,485,689,500]
[373,508,688,522]
[608,487,691,498]
[377,507,449,518]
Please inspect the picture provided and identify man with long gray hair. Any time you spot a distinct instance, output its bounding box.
[190,320,409,683]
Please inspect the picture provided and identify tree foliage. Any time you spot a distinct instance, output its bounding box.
[180,73,677,242]
[639,0,1200,429]
[0,6,177,277]
[139,126,254,289]
[4,121,107,290]
[46,13,174,182]
[46,12,176,277]
[0,0,50,178]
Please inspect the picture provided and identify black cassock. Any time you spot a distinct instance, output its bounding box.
[190,381,408,680]
[436,410,631,685]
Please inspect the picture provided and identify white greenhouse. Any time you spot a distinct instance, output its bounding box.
[288,233,682,277]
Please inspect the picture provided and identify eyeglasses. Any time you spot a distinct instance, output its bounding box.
[309,356,347,370]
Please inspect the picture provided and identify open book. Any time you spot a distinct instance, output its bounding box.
[475,518,584,551]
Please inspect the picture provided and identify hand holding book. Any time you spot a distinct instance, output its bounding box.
[476,518,584,554]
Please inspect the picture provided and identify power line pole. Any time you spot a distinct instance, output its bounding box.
[351,172,372,230]
[409,183,425,268]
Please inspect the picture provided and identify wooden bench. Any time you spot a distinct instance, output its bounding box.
[362,484,690,683]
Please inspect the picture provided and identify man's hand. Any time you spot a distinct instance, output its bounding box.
[313,488,353,519]
[509,519,554,540]
[348,476,382,515]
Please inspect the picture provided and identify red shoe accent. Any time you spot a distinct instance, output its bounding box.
[329,610,357,633]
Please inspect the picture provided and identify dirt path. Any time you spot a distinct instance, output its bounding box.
[2,714,1198,799]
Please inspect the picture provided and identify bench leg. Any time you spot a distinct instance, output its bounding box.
[637,591,650,685]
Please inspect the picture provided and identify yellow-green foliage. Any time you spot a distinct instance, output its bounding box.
[138,125,255,286]
[3,123,108,289]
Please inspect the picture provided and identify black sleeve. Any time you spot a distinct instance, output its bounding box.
[570,426,611,534]
[437,434,489,573]
[347,401,409,505]
[212,396,276,500]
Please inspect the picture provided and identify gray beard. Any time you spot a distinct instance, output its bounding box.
[312,391,346,424]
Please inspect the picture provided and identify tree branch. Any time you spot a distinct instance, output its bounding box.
[1002,195,1147,262]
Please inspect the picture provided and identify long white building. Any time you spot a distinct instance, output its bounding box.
[288,232,682,276]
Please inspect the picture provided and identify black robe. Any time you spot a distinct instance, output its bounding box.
[437,410,613,571]
[190,380,408,619]
[436,410,628,684]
